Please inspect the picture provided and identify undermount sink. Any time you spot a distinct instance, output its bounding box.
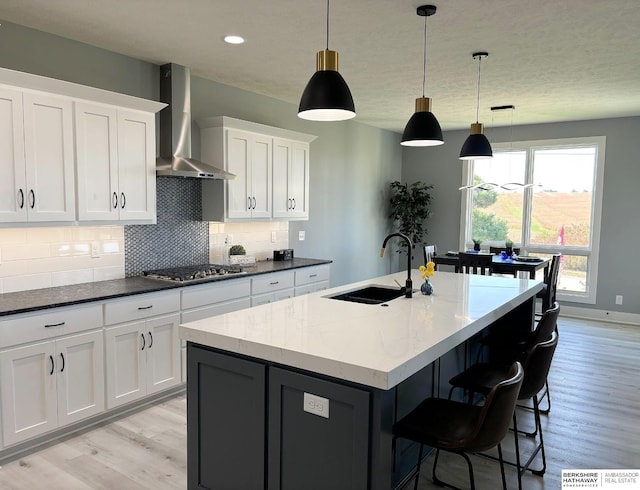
[328,285,406,305]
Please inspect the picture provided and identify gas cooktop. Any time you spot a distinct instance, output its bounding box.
[143,264,245,282]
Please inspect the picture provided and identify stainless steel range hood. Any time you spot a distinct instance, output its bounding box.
[156,63,235,179]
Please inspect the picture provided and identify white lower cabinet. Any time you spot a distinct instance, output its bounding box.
[294,264,330,295]
[0,330,104,446]
[251,271,295,306]
[104,311,181,409]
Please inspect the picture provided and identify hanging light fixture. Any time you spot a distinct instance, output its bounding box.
[401,5,443,147]
[298,0,355,121]
[459,51,492,160]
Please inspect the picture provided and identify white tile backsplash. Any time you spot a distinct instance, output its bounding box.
[0,226,125,293]
[0,222,288,294]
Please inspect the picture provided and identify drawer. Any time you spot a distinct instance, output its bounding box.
[182,297,252,323]
[294,281,330,296]
[0,304,103,349]
[181,278,250,310]
[104,290,180,325]
[294,265,330,286]
[251,271,294,296]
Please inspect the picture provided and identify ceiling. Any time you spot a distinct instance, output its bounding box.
[2,0,640,133]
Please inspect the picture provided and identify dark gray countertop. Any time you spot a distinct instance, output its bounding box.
[0,258,332,317]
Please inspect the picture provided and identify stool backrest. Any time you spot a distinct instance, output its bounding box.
[520,331,559,400]
[466,361,523,452]
[531,301,560,347]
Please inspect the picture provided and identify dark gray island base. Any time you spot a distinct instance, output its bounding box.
[186,298,535,490]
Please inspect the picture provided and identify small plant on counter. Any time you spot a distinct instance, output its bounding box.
[229,244,246,256]
[419,261,436,295]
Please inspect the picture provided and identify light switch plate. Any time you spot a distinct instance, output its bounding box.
[303,392,329,418]
[298,231,305,241]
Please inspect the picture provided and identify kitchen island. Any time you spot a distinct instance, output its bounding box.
[180,270,542,490]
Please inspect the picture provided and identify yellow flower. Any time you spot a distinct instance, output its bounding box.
[421,261,436,279]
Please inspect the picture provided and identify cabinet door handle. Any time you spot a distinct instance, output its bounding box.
[45,322,65,328]
[247,197,252,210]
[292,198,296,210]
[288,198,292,210]
[113,192,118,208]
[49,355,54,375]
[18,189,25,209]
[141,332,146,351]
[137,305,153,310]
[252,197,257,209]
[121,192,126,209]
[60,353,65,373]
[148,331,153,348]
[29,189,35,209]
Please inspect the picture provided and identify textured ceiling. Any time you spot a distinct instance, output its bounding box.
[1,0,640,132]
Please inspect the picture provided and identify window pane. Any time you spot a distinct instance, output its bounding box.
[530,147,596,246]
[470,151,526,243]
[532,254,587,294]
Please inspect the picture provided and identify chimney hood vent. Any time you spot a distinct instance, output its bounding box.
[156,63,235,180]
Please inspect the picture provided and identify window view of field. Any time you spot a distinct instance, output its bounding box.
[470,146,597,294]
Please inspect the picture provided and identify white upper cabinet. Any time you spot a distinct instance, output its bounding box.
[273,139,310,220]
[0,67,165,226]
[225,129,272,219]
[74,105,156,223]
[200,116,316,222]
[0,87,26,222]
[0,88,75,223]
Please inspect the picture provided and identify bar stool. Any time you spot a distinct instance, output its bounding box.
[393,362,523,490]
[448,332,559,490]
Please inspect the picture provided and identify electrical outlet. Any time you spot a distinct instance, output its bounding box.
[271,231,277,243]
[615,295,623,305]
[298,231,305,241]
[303,392,329,418]
[91,241,100,258]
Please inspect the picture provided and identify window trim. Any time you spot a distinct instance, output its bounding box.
[459,136,606,304]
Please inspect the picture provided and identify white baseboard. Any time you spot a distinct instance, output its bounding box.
[559,305,640,326]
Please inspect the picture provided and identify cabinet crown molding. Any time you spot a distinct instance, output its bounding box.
[197,116,317,144]
[0,66,166,114]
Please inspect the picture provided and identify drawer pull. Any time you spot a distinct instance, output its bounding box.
[60,353,65,373]
[49,355,54,375]
[45,322,65,328]
[309,274,318,278]
[137,305,153,310]
[270,281,279,285]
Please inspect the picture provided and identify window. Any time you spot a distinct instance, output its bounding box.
[460,136,606,304]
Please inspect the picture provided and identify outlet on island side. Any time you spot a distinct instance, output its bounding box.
[303,392,329,418]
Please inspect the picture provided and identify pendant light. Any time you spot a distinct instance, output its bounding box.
[298,0,355,121]
[459,52,492,160]
[401,5,443,147]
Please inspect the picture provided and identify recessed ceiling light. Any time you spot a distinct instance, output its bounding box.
[224,35,245,45]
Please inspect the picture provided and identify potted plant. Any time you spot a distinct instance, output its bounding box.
[389,181,434,258]
[472,238,482,252]
[229,244,246,256]
[505,239,514,257]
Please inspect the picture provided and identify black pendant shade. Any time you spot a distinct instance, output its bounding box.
[401,98,443,147]
[459,51,492,160]
[298,65,355,121]
[400,5,443,147]
[460,123,492,159]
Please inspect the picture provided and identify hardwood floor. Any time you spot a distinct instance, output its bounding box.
[0,316,638,489]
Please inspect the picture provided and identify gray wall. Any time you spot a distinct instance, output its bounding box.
[0,21,402,288]
[403,118,640,315]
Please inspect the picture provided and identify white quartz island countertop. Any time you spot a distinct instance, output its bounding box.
[179,271,542,390]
